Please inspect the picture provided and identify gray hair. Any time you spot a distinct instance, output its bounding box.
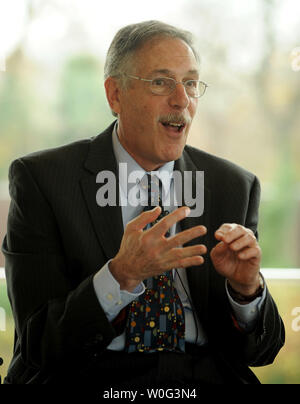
[104,20,199,116]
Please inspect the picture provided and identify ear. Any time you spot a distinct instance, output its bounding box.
[104,77,122,115]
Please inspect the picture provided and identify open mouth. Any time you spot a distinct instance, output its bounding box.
[160,121,186,133]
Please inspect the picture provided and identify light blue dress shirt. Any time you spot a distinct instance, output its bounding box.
[93,122,266,350]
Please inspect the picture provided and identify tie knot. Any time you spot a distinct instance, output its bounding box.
[142,175,169,231]
[142,174,161,208]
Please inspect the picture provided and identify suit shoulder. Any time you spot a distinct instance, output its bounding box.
[184,144,257,184]
[14,137,93,169]
[11,122,116,175]
[8,137,97,194]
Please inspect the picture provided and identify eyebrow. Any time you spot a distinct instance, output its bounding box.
[150,69,199,77]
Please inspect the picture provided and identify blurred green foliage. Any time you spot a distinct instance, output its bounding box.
[259,162,299,268]
[58,55,112,142]
[0,51,112,179]
[0,281,14,383]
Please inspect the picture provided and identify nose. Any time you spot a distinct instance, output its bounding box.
[168,82,190,110]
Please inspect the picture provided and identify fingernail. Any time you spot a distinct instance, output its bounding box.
[185,207,191,217]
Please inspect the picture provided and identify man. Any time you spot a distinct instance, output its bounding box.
[2,21,284,386]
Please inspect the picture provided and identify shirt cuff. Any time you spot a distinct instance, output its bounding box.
[93,260,145,322]
[225,279,267,332]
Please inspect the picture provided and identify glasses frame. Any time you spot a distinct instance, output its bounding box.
[126,74,208,98]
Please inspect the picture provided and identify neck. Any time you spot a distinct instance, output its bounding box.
[116,126,164,172]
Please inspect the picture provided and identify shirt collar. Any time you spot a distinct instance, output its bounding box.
[112,121,174,196]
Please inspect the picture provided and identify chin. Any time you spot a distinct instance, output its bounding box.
[160,147,185,163]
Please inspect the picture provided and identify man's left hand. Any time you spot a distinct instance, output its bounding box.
[210,223,262,296]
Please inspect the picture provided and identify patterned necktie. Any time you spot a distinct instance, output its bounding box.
[125,174,185,353]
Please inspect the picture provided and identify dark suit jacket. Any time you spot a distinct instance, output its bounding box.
[2,121,285,384]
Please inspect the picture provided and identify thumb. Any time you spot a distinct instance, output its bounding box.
[210,241,228,258]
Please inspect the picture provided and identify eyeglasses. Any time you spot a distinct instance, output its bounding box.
[126,75,208,98]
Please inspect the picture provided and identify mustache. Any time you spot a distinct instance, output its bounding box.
[158,113,191,126]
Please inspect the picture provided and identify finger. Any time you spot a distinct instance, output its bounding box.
[173,255,205,268]
[148,245,206,276]
[215,223,240,240]
[164,244,206,270]
[150,206,191,237]
[215,224,254,244]
[167,225,207,248]
[210,241,228,256]
[171,244,207,260]
[127,206,161,232]
[229,233,257,252]
[238,246,261,261]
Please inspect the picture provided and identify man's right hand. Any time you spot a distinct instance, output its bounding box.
[109,206,207,292]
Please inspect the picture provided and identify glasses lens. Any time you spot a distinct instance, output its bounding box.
[184,81,207,98]
[150,77,174,95]
[149,77,207,98]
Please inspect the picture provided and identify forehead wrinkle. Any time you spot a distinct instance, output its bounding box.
[149,68,199,77]
[134,37,200,78]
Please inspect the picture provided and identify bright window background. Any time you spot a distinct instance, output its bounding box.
[0,0,300,384]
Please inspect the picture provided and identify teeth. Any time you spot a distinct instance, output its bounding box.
[169,123,183,127]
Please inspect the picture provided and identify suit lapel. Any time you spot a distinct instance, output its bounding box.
[174,150,212,323]
[80,123,124,261]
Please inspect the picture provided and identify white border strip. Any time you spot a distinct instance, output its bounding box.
[1,267,300,280]
[261,268,300,280]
